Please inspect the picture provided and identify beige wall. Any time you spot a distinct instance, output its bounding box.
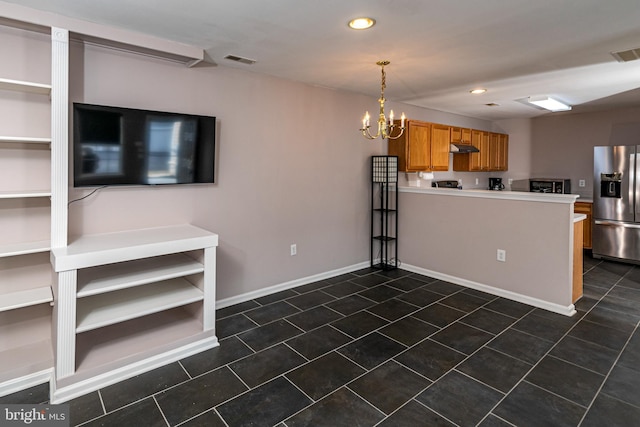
[531,107,640,198]
[494,118,532,183]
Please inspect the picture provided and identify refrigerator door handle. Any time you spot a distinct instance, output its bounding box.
[595,220,640,229]
[636,150,640,216]
[632,153,636,215]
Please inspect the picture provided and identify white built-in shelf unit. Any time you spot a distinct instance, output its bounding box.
[50,224,218,403]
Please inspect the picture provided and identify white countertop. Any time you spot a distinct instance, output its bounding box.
[399,186,580,204]
[574,213,587,223]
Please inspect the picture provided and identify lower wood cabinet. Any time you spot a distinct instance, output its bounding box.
[573,218,584,303]
[574,201,592,249]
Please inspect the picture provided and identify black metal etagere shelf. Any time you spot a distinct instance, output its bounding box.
[371,155,398,270]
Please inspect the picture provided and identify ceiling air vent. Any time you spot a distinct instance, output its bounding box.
[611,48,640,63]
[224,54,256,65]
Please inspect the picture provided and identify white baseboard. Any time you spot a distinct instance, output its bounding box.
[217,260,576,317]
[401,263,577,317]
[0,369,53,398]
[51,337,219,404]
[216,261,371,309]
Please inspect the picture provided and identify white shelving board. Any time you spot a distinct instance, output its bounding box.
[52,224,218,272]
[0,136,51,144]
[0,287,53,313]
[0,240,50,258]
[73,307,208,375]
[0,136,51,145]
[75,278,204,333]
[0,78,51,95]
[77,253,204,298]
[0,190,51,199]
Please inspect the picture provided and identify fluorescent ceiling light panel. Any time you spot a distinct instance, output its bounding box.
[528,96,572,111]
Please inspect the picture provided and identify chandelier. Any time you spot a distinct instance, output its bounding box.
[360,60,406,140]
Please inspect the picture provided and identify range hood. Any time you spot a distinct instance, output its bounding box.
[450,143,479,153]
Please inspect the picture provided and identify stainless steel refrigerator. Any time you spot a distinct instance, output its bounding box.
[593,145,640,263]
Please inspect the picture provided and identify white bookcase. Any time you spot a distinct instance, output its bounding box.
[1,19,216,404]
[0,73,54,394]
[50,224,219,403]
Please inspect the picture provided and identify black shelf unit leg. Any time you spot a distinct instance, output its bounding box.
[371,156,398,270]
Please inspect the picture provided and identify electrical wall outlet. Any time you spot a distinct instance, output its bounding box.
[497,249,506,262]
[475,178,479,185]
[290,244,297,256]
[508,178,513,185]
[579,179,586,187]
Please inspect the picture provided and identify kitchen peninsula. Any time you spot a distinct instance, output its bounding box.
[397,187,583,316]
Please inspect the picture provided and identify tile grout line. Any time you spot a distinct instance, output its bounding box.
[97,390,107,417]
[152,395,170,427]
[177,361,192,380]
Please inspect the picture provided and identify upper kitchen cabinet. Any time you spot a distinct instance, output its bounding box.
[450,127,471,145]
[430,123,451,171]
[489,132,509,171]
[453,129,485,171]
[453,130,508,172]
[497,133,509,171]
[388,120,449,172]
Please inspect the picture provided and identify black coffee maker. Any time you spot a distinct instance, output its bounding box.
[489,177,505,190]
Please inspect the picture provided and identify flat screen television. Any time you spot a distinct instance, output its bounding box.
[73,103,216,187]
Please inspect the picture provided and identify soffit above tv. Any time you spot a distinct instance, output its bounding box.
[0,2,207,67]
[72,32,206,67]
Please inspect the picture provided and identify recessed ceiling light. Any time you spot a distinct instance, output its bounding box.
[470,88,487,94]
[348,17,376,30]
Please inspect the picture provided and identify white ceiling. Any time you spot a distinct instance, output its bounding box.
[7,0,640,120]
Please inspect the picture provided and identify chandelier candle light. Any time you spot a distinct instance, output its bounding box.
[360,60,406,140]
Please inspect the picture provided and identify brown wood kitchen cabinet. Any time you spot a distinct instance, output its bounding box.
[489,132,509,171]
[430,123,451,171]
[493,133,509,171]
[489,132,500,170]
[388,120,449,172]
[453,130,508,172]
[573,218,584,302]
[453,129,486,171]
[450,126,471,144]
[574,201,592,249]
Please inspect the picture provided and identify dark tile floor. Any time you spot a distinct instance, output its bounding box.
[3,254,640,426]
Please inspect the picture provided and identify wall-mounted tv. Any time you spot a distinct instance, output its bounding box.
[73,103,216,187]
